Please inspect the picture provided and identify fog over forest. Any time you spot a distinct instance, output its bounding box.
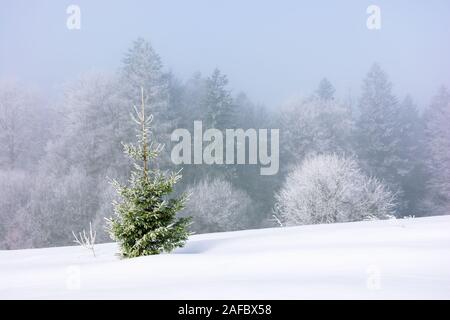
[2,0,449,107]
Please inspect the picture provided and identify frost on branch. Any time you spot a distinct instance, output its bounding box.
[180,177,252,233]
[106,87,190,258]
[72,221,96,257]
[274,154,397,226]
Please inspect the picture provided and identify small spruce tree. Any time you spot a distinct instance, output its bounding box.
[107,88,191,258]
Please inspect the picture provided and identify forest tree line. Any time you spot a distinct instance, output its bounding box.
[1,38,449,249]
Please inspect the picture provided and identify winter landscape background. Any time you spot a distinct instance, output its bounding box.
[1,0,450,300]
[1,1,450,250]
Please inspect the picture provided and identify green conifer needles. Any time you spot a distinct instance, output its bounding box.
[107,88,191,258]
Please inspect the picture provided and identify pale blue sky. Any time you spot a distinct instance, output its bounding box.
[1,0,449,108]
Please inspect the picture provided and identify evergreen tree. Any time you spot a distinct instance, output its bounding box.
[315,78,335,101]
[279,96,353,173]
[121,38,167,110]
[121,38,171,168]
[423,87,450,215]
[108,88,191,258]
[396,95,427,215]
[195,69,238,180]
[356,64,427,215]
[355,64,402,188]
[203,69,236,129]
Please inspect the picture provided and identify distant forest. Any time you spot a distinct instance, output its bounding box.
[1,38,449,249]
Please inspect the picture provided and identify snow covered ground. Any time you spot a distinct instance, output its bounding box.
[1,216,450,299]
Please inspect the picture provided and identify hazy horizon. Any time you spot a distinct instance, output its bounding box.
[1,0,450,108]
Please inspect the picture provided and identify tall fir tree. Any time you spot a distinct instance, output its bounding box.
[203,68,236,130]
[396,95,427,215]
[121,38,167,109]
[279,96,353,174]
[355,64,402,192]
[196,69,238,180]
[315,78,335,101]
[121,38,172,168]
[355,64,428,215]
[423,87,450,215]
[108,88,191,257]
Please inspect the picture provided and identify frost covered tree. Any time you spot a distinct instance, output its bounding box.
[203,69,236,130]
[423,87,450,215]
[121,38,172,167]
[0,81,53,249]
[29,168,98,247]
[315,78,335,101]
[274,154,396,226]
[0,170,33,249]
[0,81,51,170]
[107,88,190,257]
[43,74,131,177]
[28,40,176,247]
[121,38,168,111]
[180,177,252,233]
[355,64,401,186]
[396,95,427,215]
[279,96,353,173]
[355,64,426,215]
[28,74,130,247]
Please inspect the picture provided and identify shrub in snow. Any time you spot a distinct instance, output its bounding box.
[72,222,96,257]
[274,154,397,226]
[180,177,252,233]
[107,88,190,258]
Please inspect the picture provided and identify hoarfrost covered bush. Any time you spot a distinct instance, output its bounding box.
[181,177,252,233]
[72,221,96,257]
[274,154,396,226]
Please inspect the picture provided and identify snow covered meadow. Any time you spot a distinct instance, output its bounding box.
[1,2,450,302]
[1,216,449,300]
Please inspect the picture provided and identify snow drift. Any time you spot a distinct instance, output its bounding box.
[1,216,450,299]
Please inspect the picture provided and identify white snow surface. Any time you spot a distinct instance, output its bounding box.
[1,216,450,299]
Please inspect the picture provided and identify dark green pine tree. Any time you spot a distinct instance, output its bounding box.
[107,88,191,258]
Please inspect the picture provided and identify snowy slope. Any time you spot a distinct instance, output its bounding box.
[1,216,450,299]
